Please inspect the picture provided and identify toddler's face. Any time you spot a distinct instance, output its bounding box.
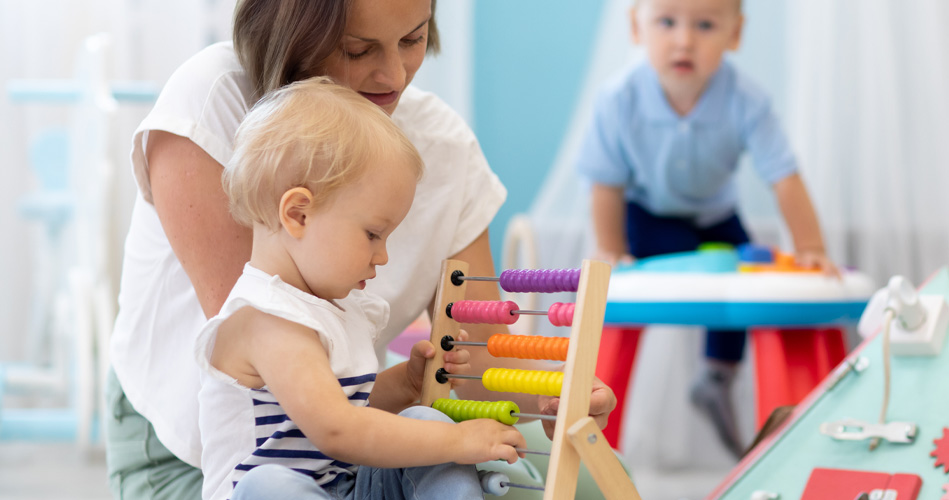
[293,157,417,301]
[633,0,742,91]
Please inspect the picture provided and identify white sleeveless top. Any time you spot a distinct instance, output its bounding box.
[195,264,386,500]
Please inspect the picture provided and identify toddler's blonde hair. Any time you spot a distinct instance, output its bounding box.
[634,0,741,11]
[224,76,423,230]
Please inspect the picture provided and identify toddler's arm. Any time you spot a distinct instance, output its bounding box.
[773,173,839,276]
[590,183,635,265]
[213,310,524,467]
[369,332,472,414]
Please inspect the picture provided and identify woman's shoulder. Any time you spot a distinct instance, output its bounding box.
[135,41,253,183]
[391,86,474,144]
[157,41,253,110]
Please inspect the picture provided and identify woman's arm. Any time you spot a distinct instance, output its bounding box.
[442,230,618,435]
[147,131,253,318]
[773,173,838,275]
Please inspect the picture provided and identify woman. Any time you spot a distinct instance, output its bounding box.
[106,0,617,498]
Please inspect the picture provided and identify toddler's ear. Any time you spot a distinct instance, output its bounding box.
[729,14,745,51]
[279,187,315,238]
[629,7,642,44]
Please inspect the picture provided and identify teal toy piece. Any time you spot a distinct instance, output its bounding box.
[615,247,740,274]
[606,247,875,329]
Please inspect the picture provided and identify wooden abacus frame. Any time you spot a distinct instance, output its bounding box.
[420,259,641,500]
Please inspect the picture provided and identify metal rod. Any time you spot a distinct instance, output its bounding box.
[457,276,499,282]
[515,448,551,456]
[512,309,548,316]
[449,340,488,347]
[512,412,557,422]
[440,373,482,381]
[502,482,546,492]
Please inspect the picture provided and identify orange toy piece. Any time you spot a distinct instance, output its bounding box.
[487,334,569,361]
[739,249,821,274]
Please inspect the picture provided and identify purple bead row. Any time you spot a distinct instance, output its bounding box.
[498,268,581,293]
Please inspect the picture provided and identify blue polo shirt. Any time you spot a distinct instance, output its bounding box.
[576,60,797,227]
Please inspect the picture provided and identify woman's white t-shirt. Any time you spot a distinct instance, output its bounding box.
[110,41,506,467]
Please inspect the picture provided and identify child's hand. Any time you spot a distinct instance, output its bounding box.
[453,419,526,464]
[593,249,635,267]
[795,249,840,278]
[405,330,472,396]
[441,329,472,388]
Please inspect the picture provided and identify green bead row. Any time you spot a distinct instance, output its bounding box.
[432,398,520,425]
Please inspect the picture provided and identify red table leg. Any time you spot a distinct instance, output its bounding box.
[596,326,644,448]
[751,327,847,429]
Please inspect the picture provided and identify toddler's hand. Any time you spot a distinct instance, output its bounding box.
[795,249,840,279]
[441,329,472,390]
[593,249,635,267]
[405,330,472,396]
[453,419,526,464]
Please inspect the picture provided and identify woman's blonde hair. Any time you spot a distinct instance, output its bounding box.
[233,0,441,99]
[223,76,424,230]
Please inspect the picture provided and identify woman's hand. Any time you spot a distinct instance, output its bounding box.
[536,375,617,438]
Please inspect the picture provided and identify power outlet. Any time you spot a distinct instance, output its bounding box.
[890,295,949,356]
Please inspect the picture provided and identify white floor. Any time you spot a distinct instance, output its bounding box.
[0,443,110,500]
[0,442,735,500]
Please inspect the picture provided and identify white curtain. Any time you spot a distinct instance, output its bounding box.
[0,0,235,359]
[787,0,949,286]
[519,0,949,487]
[518,0,757,474]
[0,0,471,369]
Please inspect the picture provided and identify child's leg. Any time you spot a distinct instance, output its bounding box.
[624,202,702,258]
[352,405,483,500]
[231,463,333,500]
[690,330,745,457]
[691,214,753,457]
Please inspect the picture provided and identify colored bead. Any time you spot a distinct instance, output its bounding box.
[449,300,518,324]
[499,268,581,293]
[481,368,563,397]
[432,398,520,425]
[487,334,569,361]
[548,302,575,327]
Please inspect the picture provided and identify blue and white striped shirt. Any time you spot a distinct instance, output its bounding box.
[196,264,388,500]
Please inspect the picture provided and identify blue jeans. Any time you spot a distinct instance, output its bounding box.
[231,406,483,500]
[625,202,750,362]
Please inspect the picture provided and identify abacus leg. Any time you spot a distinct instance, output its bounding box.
[567,417,641,500]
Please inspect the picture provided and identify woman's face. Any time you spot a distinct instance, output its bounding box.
[322,0,431,115]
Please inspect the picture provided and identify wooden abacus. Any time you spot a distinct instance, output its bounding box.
[420,259,641,500]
